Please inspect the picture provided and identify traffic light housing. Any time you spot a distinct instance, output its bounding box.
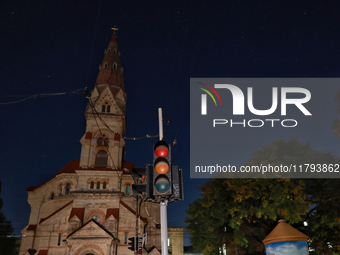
[137,237,143,250]
[153,140,172,197]
[128,237,136,251]
[169,164,184,202]
[132,165,154,200]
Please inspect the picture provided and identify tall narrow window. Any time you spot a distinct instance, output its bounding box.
[107,105,111,112]
[104,138,109,146]
[125,233,128,244]
[58,233,61,246]
[102,105,106,112]
[126,185,131,195]
[90,182,94,189]
[65,184,71,195]
[50,192,54,200]
[103,182,107,189]
[95,150,108,167]
[97,137,103,146]
[97,181,100,189]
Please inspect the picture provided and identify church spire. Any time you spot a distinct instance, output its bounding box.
[95,31,124,93]
[79,31,127,169]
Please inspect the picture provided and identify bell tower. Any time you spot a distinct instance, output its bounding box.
[79,32,126,169]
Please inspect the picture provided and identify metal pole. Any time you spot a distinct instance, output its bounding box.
[160,200,168,255]
[158,108,163,140]
[159,108,168,254]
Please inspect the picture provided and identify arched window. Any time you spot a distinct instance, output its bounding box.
[104,62,109,68]
[93,215,100,222]
[97,137,103,146]
[65,184,71,195]
[126,184,131,195]
[95,150,108,167]
[50,192,54,200]
[90,181,94,189]
[96,181,100,189]
[107,105,110,112]
[102,105,106,112]
[103,182,107,189]
[113,62,118,69]
[104,138,109,146]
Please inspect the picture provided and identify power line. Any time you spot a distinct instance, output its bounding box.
[0,88,86,105]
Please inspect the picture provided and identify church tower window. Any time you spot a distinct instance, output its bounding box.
[126,184,131,195]
[97,181,100,189]
[58,233,61,246]
[113,62,118,69]
[90,181,94,189]
[97,137,103,145]
[103,182,107,189]
[50,192,54,200]
[102,105,106,112]
[65,183,71,194]
[107,105,110,112]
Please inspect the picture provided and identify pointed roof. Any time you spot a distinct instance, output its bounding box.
[106,208,119,220]
[263,219,308,245]
[69,208,85,221]
[96,33,124,93]
[66,219,116,240]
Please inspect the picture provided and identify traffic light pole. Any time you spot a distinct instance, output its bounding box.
[158,108,168,255]
[160,200,168,255]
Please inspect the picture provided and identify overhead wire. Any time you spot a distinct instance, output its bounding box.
[0,88,86,105]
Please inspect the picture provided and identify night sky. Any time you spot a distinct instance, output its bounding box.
[1,0,340,245]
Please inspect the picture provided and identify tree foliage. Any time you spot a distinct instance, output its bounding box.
[0,180,17,255]
[185,138,340,255]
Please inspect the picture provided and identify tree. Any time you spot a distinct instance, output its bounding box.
[0,180,17,255]
[185,138,340,255]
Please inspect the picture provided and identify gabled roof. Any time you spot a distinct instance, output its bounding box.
[55,160,80,175]
[40,200,73,224]
[27,224,37,231]
[120,201,147,223]
[66,219,116,240]
[106,208,119,220]
[69,208,85,222]
[27,159,136,192]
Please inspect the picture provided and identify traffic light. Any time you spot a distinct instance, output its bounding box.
[153,140,172,197]
[137,237,143,250]
[169,164,184,202]
[128,237,136,251]
[132,165,154,200]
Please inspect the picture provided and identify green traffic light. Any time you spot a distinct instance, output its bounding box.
[155,175,170,193]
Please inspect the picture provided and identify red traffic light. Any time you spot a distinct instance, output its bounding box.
[155,145,168,157]
[154,141,169,157]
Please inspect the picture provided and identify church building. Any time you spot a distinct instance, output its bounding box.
[19,33,162,255]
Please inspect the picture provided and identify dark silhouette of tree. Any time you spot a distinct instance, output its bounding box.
[0,180,17,255]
